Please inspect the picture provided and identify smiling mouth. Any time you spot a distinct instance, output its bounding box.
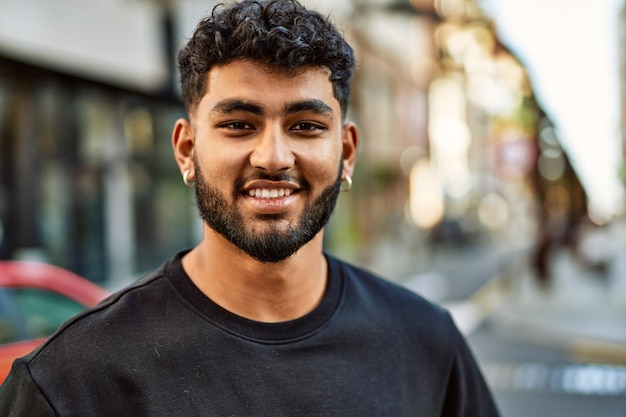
[247,188,294,199]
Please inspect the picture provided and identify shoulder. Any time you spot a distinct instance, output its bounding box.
[329,255,455,330]
[5,254,194,409]
[328,255,464,359]
[23,261,171,366]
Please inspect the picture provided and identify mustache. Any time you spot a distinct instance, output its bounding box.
[234,172,311,190]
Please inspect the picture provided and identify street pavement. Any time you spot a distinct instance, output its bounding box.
[485,219,626,359]
[472,241,626,416]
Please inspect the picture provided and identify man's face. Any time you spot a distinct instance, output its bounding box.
[190,61,348,263]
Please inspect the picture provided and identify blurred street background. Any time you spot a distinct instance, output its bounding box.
[1,0,626,414]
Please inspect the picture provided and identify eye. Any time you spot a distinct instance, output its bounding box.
[219,121,255,130]
[291,122,326,132]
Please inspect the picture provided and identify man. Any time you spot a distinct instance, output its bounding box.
[0,0,501,415]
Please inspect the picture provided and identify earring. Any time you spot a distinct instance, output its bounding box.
[183,169,195,187]
[340,175,352,192]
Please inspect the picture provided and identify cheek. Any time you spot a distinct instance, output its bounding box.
[197,145,244,176]
[302,153,342,184]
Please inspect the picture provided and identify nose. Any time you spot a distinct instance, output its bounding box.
[249,125,295,172]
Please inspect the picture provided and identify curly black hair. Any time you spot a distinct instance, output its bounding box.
[177,0,355,118]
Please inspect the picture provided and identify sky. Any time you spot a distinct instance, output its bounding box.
[480,0,625,219]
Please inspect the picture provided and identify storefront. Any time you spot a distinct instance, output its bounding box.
[0,57,195,286]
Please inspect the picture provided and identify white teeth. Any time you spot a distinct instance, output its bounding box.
[248,189,293,199]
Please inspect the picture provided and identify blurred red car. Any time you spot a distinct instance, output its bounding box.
[0,261,109,383]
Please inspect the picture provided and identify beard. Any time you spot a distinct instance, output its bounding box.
[194,158,342,263]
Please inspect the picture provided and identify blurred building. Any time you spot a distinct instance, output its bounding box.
[620,2,626,198]
[329,0,547,275]
[0,0,194,286]
[0,0,580,284]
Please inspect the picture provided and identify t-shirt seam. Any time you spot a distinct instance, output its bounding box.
[16,358,61,416]
[26,268,166,364]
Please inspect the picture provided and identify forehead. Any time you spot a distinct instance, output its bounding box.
[196,61,338,116]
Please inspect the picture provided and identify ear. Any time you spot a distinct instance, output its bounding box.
[172,118,195,179]
[341,122,359,179]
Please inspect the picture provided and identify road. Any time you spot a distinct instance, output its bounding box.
[469,323,626,416]
[389,235,626,416]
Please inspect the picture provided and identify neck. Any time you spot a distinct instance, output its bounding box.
[182,227,328,323]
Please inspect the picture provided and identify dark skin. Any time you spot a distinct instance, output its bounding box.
[172,60,359,322]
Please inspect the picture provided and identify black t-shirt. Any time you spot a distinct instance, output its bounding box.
[0,252,500,416]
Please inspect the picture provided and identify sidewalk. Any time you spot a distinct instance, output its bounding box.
[489,221,626,364]
[359,218,626,365]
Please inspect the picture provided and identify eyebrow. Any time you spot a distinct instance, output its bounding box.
[210,98,334,120]
[284,99,334,119]
[211,99,264,116]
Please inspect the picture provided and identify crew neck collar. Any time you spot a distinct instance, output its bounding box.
[165,250,345,344]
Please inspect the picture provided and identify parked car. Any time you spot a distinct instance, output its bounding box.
[0,261,109,383]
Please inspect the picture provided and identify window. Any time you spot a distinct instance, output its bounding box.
[0,288,86,344]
